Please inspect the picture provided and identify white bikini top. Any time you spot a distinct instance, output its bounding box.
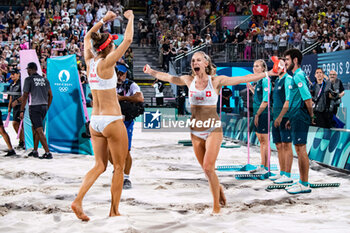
[88,58,117,90]
[189,76,218,106]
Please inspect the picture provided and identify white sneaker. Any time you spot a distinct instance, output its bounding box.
[286,182,311,194]
[249,166,266,174]
[285,182,298,191]
[269,173,282,181]
[274,175,293,184]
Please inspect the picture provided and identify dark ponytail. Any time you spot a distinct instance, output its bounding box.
[90,32,110,53]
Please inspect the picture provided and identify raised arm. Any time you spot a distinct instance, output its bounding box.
[143,64,188,86]
[217,69,277,87]
[103,10,134,68]
[83,11,117,61]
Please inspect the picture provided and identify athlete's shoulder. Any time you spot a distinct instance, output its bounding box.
[294,68,306,78]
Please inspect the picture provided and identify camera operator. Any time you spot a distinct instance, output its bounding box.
[177,86,188,115]
[311,68,332,128]
[116,64,144,189]
[328,70,345,117]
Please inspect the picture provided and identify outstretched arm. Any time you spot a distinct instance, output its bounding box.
[143,64,188,86]
[217,70,277,86]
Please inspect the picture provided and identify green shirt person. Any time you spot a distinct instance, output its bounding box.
[284,48,314,195]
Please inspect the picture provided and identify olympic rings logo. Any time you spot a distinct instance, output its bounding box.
[302,64,312,77]
[59,87,69,92]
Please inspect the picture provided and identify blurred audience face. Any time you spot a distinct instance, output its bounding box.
[253,60,266,74]
[315,68,324,83]
[329,70,338,83]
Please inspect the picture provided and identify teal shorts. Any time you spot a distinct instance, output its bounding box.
[290,119,310,145]
[254,113,269,134]
[272,118,292,143]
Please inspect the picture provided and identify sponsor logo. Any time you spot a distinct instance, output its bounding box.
[58,70,70,82]
[143,110,162,129]
[58,87,69,92]
[54,69,73,93]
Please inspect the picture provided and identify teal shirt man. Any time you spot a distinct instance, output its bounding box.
[272,73,292,121]
[288,68,312,124]
[283,48,314,194]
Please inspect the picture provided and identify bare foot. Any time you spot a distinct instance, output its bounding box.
[71,201,90,221]
[109,207,121,217]
[109,211,121,217]
[212,206,221,214]
[219,185,227,206]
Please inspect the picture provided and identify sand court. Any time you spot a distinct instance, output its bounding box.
[0,122,349,232]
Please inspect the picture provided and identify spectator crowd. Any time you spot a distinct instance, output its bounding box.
[144,0,350,68]
[0,0,133,82]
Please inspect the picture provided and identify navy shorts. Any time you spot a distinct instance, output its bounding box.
[124,120,134,151]
[272,118,292,144]
[0,111,3,126]
[13,105,21,123]
[29,105,48,129]
[290,119,309,145]
[254,113,269,134]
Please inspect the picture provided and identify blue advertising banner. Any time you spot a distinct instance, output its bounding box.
[301,54,318,83]
[46,55,92,154]
[302,50,350,88]
[318,50,350,86]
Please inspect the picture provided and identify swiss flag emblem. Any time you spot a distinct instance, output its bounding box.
[206,91,211,97]
[252,4,269,18]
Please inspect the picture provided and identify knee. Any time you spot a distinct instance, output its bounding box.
[35,128,44,135]
[94,163,107,174]
[113,164,124,174]
[203,162,215,176]
[295,146,305,155]
[283,143,291,151]
[259,138,267,145]
[275,143,282,150]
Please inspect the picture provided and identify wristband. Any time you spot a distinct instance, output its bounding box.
[100,18,105,24]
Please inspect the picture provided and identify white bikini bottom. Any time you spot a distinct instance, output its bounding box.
[191,127,216,140]
[90,115,123,133]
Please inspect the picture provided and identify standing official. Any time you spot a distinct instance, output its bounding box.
[20,62,53,159]
[271,61,294,184]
